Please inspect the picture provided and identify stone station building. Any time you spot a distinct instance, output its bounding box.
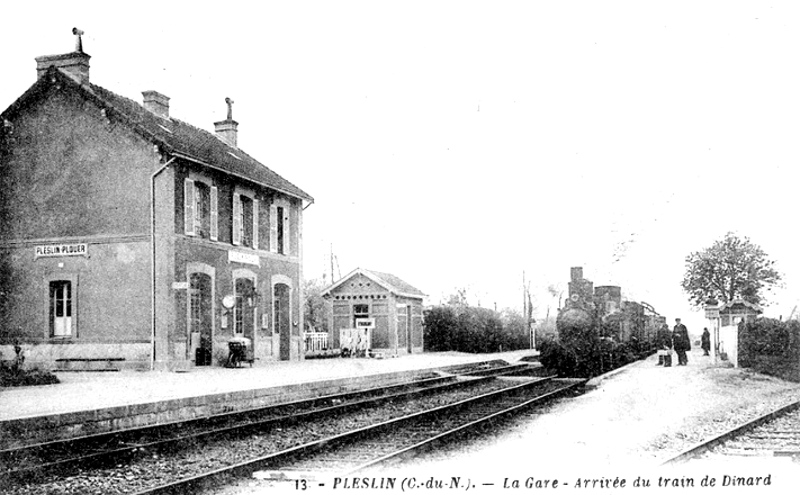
[0,35,313,370]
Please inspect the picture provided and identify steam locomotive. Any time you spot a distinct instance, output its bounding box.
[556,268,663,360]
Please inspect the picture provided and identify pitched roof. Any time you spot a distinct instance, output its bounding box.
[719,299,763,313]
[322,268,425,299]
[1,66,312,202]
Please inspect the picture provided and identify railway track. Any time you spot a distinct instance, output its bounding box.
[137,377,585,495]
[664,399,800,464]
[1,362,541,494]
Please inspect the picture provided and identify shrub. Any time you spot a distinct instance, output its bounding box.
[538,339,577,377]
[0,366,60,387]
[424,305,531,353]
[739,318,800,381]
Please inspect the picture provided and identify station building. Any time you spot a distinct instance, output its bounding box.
[0,37,313,370]
[321,268,425,356]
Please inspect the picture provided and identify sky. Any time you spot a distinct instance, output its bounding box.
[2,1,800,334]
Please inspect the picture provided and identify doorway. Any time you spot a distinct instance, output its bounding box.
[234,277,256,342]
[406,305,413,353]
[274,283,291,360]
[189,273,213,365]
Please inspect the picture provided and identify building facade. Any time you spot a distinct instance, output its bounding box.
[0,40,312,370]
[321,269,425,356]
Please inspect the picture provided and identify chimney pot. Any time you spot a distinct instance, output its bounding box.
[142,91,170,119]
[36,52,91,84]
[214,120,239,148]
[214,98,238,148]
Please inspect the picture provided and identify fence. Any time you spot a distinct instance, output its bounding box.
[303,332,329,353]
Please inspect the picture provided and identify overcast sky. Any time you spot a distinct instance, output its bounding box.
[3,1,799,332]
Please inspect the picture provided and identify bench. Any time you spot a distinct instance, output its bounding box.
[54,358,126,372]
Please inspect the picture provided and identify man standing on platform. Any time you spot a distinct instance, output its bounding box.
[701,328,711,356]
[656,323,673,366]
[672,318,691,366]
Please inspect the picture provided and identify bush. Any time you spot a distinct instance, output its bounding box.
[0,347,60,387]
[739,318,800,382]
[424,305,531,353]
[0,366,60,387]
[538,339,577,377]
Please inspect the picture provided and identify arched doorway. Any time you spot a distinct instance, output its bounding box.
[189,272,213,366]
[274,283,291,360]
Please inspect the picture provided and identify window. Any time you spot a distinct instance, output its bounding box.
[241,196,253,247]
[270,202,289,255]
[184,178,218,240]
[195,182,210,238]
[353,303,369,327]
[49,281,72,337]
[276,206,285,254]
[234,277,256,336]
[233,192,258,248]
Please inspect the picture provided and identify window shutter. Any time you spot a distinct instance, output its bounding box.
[269,204,278,253]
[283,206,290,255]
[232,193,242,245]
[184,179,195,236]
[210,186,218,241]
[252,198,259,249]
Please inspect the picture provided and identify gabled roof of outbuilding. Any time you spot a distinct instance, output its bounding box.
[719,299,763,314]
[1,66,312,202]
[322,268,425,299]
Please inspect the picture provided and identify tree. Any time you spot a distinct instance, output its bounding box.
[303,278,331,333]
[545,283,564,321]
[681,232,781,307]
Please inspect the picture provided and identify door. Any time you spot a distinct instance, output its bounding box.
[49,281,72,337]
[406,305,413,353]
[234,278,256,342]
[274,283,291,360]
[189,273,213,365]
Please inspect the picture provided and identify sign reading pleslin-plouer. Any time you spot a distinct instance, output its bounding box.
[228,250,260,267]
[35,243,88,258]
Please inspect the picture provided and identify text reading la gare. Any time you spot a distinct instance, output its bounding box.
[502,475,772,489]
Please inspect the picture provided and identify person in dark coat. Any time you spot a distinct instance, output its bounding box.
[672,318,691,366]
[656,323,673,367]
[701,327,711,356]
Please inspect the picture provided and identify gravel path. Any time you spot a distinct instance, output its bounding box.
[399,349,800,476]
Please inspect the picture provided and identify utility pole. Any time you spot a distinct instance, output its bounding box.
[523,271,533,350]
[330,243,335,283]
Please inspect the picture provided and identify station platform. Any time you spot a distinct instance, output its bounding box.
[0,350,536,449]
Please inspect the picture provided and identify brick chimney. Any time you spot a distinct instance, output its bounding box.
[214,97,238,148]
[142,91,170,119]
[36,28,90,84]
[36,52,91,84]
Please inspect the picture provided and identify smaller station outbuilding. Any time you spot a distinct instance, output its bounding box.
[718,298,763,367]
[321,268,425,357]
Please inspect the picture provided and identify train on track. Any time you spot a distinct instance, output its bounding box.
[549,267,665,376]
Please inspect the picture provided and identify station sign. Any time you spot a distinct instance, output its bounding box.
[705,307,720,319]
[355,318,375,330]
[35,243,88,258]
[228,250,260,266]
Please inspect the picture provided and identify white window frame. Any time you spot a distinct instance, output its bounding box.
[233,187,259,249]
[45,273,79,340]
[270,198,291,255]
[184,176,218,240]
